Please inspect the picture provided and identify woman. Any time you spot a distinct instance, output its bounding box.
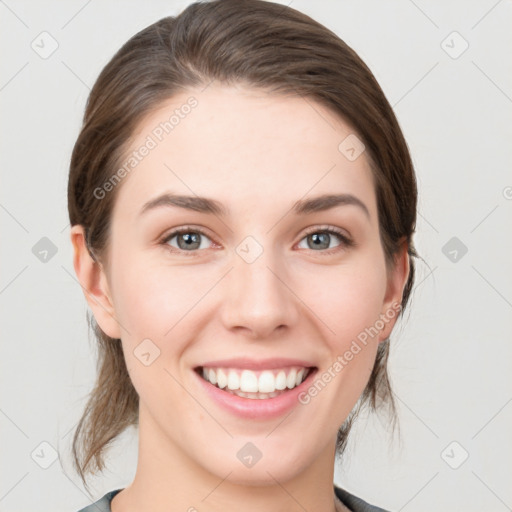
[68,1,417,510]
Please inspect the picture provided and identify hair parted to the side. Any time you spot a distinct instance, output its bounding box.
[67,0,417,491]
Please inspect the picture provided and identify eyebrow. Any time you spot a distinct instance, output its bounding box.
[139,192,370,219]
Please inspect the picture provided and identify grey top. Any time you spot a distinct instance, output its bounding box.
[75,486,390,512]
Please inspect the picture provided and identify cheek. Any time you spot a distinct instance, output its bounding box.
[304,257,388,344]
[110,252,215,343]
[110,256,210,404]
[304,262,388,409]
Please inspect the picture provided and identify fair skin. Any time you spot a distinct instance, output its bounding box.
[71,84,409,512]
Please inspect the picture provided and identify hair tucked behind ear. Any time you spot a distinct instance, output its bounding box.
[67,0,417,490]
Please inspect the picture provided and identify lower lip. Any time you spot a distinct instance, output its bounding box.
[193,367,318,420]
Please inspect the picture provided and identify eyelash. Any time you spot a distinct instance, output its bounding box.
[159,225,354,257]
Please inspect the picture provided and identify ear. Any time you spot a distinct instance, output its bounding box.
[378,239,410,342]
[70,225,121,339]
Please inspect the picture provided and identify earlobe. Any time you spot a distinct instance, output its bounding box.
[70,225,122,340]
[378,240,410,342]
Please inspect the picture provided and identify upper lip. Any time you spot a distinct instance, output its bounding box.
[196,357,317,371]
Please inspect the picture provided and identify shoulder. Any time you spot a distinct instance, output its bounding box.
[76,486,388,512]
[74,489,123,512]
[334,485,392,512]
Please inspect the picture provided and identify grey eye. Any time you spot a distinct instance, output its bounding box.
[165,230,212,251]
[297,231,343,251]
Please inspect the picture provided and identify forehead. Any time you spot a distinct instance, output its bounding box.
[112,84,377,221]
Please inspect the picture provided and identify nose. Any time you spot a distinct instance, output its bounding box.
[219,246,300,339]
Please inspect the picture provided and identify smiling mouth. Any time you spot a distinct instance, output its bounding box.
[194,365,317,399]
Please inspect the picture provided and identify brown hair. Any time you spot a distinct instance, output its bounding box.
[67,0,417,491]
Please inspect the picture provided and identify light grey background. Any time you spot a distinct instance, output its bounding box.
[1,1,511,511]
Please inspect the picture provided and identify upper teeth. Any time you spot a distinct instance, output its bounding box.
[201,366,310,393]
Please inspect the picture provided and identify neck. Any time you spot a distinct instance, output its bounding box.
[111,404,346,512]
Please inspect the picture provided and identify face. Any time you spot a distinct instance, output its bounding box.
[73,84,408,486]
